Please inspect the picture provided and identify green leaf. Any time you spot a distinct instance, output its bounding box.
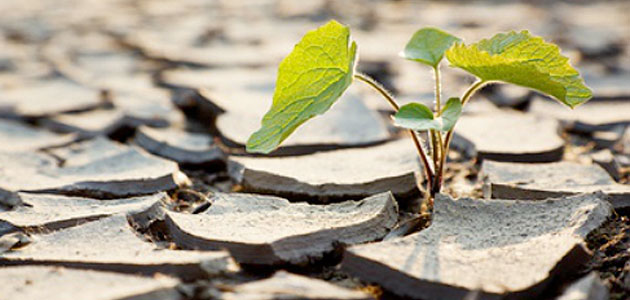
[393,99,462,132]
[393,102,440,131]
[445,30,592,108]
[400,27,461,67]
[246,20,358,153]
[440,97,462,131]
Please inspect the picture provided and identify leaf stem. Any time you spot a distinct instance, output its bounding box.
[461,80,487,106]
[434,80,487,192]
[354,72,399,110]
[354,72,435,187]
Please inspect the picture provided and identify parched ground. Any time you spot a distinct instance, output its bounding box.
[1,0,630,299]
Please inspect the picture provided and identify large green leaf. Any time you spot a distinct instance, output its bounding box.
[400,27,461,67]
[246,20,358,153]
[393,98,461,132]
[445,30,591,108]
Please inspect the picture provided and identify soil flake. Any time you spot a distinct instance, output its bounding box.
[228,138,422,202]
[341,193,612,300]
[0,265,181,300]
[0,214,237,279]
[166,192,398,265]
[216,271,374,300]
[481,160,630,209]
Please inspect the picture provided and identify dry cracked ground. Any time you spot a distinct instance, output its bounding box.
[1,0,630,299]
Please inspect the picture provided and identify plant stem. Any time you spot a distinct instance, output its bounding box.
[429,66,444,199]
[354,72,435,188]
[433,66,442,116]
[430,130,440,167]
[429,128,441,204]
[435,130,444,171]
[434,80,487,193]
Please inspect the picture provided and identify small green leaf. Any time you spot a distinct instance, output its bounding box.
[440,97,462,131]
[246,20,358,153]
[400,27,461,67]
[394,99,462,132]
[393,102,440,131]
[445,30,592,108]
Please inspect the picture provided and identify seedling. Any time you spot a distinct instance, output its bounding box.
[246,20,592,207]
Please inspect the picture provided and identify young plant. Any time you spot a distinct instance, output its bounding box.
[246,20,592,207]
